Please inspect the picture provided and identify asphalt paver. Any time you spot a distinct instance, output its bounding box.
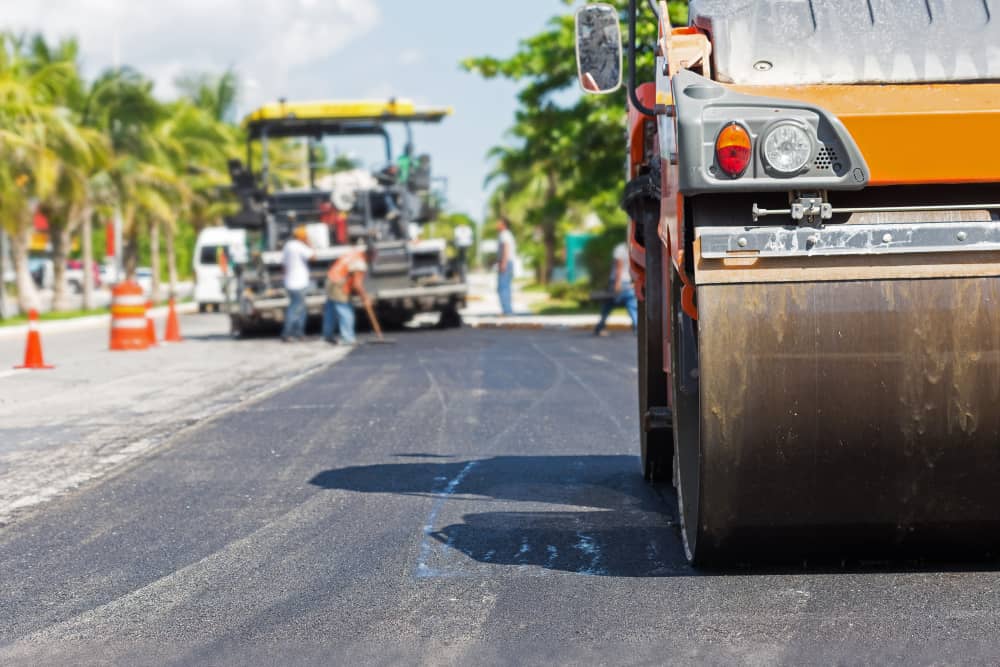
[1,328,999,664]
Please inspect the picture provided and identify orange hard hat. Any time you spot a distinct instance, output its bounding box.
[293,226,308,241]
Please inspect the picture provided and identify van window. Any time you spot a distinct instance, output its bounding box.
[199,246,222,265]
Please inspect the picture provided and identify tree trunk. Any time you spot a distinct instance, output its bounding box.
[0,229,9,319]
[165,223,178,298]
[9,225,40,314]
[150,218,161,303]
[542,227,557,287]
[81,207,94,310]
[124,215,138,281]
[50,224,72,312]
[539,169,560,286]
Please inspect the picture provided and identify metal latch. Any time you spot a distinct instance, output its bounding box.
[790,195,833,224]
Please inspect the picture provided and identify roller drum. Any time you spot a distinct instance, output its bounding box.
[684,276,1000,562]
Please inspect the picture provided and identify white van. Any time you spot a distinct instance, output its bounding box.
[194,227,247,312]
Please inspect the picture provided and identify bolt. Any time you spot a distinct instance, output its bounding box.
[957,231,968,242]
[882,233,893,244]
[753,60,773,71]
[737,237,748,248]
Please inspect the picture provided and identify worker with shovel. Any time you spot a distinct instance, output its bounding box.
[322,242,370,346]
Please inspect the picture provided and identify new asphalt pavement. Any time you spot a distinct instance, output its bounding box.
[1,327,999,665]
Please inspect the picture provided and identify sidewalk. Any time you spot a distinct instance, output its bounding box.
[0,313,348,526]
[460,271,634,331]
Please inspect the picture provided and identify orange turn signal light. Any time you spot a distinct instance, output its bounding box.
[715,123,752,177]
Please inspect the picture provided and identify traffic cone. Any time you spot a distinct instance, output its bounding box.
[145,300,158,346]
[164,297,183,343]
[16,310,54,370]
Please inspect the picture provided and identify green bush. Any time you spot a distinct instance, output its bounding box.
[582,224,628,289]
[546,280,592,302]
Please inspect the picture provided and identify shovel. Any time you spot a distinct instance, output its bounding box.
[360,292,395,345]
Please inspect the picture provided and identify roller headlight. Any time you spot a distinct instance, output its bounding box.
[762,123,812,174]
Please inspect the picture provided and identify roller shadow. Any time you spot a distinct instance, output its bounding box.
[310,455,692,577]
[310,455,1000,577]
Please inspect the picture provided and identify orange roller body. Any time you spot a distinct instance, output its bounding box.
[610,0,1000,564]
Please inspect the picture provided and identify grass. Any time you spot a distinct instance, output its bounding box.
[0,307,109,327]
[530,294,604,316]
[533,302,603,316]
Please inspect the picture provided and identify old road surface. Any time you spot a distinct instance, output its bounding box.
[2,327,1000,665]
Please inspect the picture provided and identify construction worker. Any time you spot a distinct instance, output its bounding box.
[282,226,315,342]
[323,242,369,345]
[496,217,517,316]
[593,240,638,336]
[454,223,473,281]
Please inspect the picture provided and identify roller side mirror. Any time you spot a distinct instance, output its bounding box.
[575,4,623,94]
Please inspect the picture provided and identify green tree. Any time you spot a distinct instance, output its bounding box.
[25,34,112,311]
[464,0,687,284]
[176,69,240,123]
[0,33,83,313]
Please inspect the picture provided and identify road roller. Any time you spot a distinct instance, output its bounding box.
[575,0,1000,564]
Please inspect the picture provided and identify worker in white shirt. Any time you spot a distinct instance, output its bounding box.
[281,226,315,342]
[454,224,473,281]
[496,217,517,316]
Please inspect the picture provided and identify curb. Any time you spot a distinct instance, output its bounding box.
[0,302,198,341]
[464,316,634,333]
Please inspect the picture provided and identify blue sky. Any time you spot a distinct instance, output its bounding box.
[8,0,575,221]
[296,1,572,220]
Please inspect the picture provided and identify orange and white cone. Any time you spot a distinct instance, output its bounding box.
[145,300,158,346]
[164,297,183,343]
[16,310,54,370]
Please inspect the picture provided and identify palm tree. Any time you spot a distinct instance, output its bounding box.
[79,66,166,282]
[25,34,115,311]
[148,100,239,298]
[0,34,80,314]
[175,69,240,123]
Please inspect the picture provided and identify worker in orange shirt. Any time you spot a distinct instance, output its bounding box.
[322,242,369,345]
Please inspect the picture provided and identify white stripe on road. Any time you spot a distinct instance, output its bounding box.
[415,460,479,578]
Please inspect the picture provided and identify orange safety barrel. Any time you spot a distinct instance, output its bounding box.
[109,282,150,351]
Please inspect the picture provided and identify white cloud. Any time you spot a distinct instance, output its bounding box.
[362,82,394,100]
[3,0,380,110]
[398,48,423,66]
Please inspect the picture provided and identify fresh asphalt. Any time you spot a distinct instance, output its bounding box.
[1,327,999,664]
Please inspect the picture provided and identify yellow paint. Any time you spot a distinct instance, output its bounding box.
[243,99,453,126]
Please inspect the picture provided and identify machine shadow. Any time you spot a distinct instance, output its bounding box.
[310,455,1000,578]
[310,454,693,577]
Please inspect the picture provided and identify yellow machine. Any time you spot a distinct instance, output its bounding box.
[224,99,466,335]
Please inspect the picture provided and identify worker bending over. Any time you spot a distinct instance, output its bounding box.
[323,243,369,345]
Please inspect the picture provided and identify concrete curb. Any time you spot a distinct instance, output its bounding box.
[464,314,634,333]
[0,302,198,341]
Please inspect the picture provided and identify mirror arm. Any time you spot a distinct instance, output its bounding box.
[628,0,657,117]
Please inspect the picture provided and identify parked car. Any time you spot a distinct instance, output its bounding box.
[193,227,246,312]
[65,260,102,293]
